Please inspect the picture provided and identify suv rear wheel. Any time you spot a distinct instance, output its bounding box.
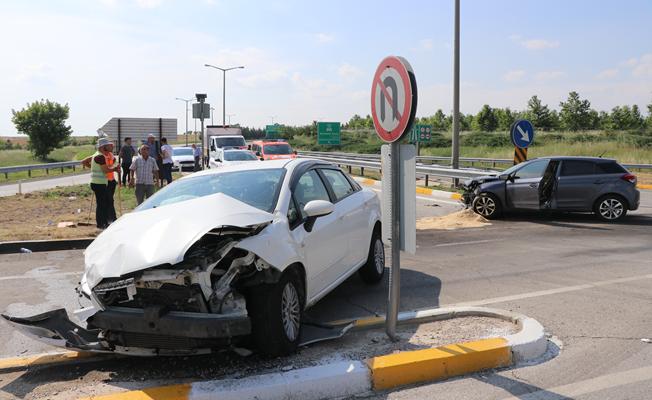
[594,194,627,222]
[247,268,304,356]
[472,193,502,219]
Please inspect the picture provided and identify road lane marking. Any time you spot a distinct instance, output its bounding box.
[434,239,504,247]
[370,188,461,206]
[0,271,79,281]
[499,365,652,400]
[447,273,652,308]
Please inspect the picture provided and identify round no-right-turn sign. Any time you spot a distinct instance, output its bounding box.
[371,56,417,143]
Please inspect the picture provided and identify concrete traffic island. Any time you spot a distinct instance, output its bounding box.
[34,306,550,400]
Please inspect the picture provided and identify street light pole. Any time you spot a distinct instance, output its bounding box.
[451,0,461,185]
[210,107,215,125]
[204,64,245,127]
[175,97,192,146]
[227,114,235,125]
[269,115,277,124]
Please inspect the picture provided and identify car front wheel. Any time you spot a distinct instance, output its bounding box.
[594,195,627,222]
[359,228,385,284]
[247,268,304,356]
[472,193,502,219]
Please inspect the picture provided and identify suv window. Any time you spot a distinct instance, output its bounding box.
[514,160,549,179]
[321,169,355,201]
[294,170,330,219]
[560,160,596,176]
[596,162,626,174]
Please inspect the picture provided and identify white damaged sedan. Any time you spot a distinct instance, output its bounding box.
[3,159,384,356]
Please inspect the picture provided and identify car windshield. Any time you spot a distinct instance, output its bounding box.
[137,168,285,213]
[173,148,193,156]
[215,137,246,147]
[224,151,257,161]
[264,144,292,155]
[501,160,540,176]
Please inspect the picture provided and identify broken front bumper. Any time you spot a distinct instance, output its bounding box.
[2,307,251,354]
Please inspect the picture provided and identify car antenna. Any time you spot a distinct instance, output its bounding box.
[598,150,607,158]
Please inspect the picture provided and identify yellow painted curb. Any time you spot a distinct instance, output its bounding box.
[451,193,462,200]
[79,383,191,400]
[638,184,652,190]
[0,351,100,371]
[415,187,433,195]
[366,338,511,390]
[362,178,376,186]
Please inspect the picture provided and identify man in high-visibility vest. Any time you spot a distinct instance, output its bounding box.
[83,137,120,229]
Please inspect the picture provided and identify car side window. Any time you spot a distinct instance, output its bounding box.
[320,169,355,201]
[514,160,549,179]
[596,162,626,174]
[560,160,596,176]
[294,170,330,219]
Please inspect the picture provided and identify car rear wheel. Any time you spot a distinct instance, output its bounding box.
[594,195,627,222]
[359,228,385,284]
[247,268,304,356]
[472,193,502,219]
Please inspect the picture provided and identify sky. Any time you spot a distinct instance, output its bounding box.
[1,0,651,136]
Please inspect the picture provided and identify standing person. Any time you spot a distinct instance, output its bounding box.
[129,144,160,205]
[82,137,120,229]
[192,143,201,172]
[146,134,163,186]
[119,137,135,186]
[160,137,174,185]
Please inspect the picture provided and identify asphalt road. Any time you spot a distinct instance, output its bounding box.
[0,190,651,399]
[0,173,90,197]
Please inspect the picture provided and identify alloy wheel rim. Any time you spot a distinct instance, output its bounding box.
[374,239,385,274]
[281,282,300,341]
[599,198,623,220]
[475,196,495,217]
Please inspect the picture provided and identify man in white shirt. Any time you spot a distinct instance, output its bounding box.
[160,137,174,185]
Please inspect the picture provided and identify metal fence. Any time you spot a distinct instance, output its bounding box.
[0,161,84,179]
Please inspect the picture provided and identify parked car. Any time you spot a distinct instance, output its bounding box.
[3,159,384,356]
[209,149,259,168]
[462,156,640,221]
[171,146,196,171]
[249,140,297,161]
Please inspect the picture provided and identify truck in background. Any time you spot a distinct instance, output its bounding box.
[204,126,247,168]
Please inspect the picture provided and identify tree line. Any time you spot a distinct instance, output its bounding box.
[346,92,652,132]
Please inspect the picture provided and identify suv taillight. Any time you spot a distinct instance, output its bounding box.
[621,173,637,184]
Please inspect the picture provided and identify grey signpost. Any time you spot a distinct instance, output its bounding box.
[194,94,209,169]
[371,56,417,341]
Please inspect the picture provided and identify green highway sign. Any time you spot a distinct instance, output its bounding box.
[266,124,282,139]
[317,122,341,145]
[411,124,432,143]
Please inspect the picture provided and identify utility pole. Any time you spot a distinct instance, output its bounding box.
[451,0,461,186]
[175,97,192,146]
[210,107,215,125]
[204,64,245,127]
[227,114,235,125]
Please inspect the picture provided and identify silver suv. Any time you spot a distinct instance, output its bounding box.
[462,157,640,221]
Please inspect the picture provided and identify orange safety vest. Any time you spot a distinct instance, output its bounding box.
[104,151,116,181]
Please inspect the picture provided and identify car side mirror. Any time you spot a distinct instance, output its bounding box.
[210,145,216,152]
[255,151,261,156]
[247,145,252,150]
[293,150,298,155]
[303,200,333,232]
[216,159,221,163]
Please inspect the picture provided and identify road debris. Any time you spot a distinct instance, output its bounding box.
[416,209,491,230]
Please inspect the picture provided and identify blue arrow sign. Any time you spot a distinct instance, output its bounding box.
[510,119,534,149]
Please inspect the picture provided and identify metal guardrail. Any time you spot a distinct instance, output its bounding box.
[0,161,84,179]
[299,151,652,171]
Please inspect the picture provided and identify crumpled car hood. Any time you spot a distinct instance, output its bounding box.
[83,192,274,289]
[463,174,499,188]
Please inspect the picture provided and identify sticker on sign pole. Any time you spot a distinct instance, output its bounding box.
[371,56,418,143]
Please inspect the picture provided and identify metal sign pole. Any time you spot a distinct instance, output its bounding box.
[386,140,401,341]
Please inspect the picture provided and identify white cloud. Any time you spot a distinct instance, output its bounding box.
[337,63,362,80]
[535,70,565,81]
[135,0,163,8]
[510,35,559,50]
[595,68,618,80]
[503,69,526,82]
[315,33,334,44]
[626,54,652,77]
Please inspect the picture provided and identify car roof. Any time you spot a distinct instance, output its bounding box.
[223,148,252,152]
[532,156,618,162]
[183,158,328,180]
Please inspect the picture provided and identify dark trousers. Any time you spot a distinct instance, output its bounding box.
[121,162,131,186]
[91,183,110,228]
[194,156,200,172]
[162,163,173,184]
[107,180,117,222]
